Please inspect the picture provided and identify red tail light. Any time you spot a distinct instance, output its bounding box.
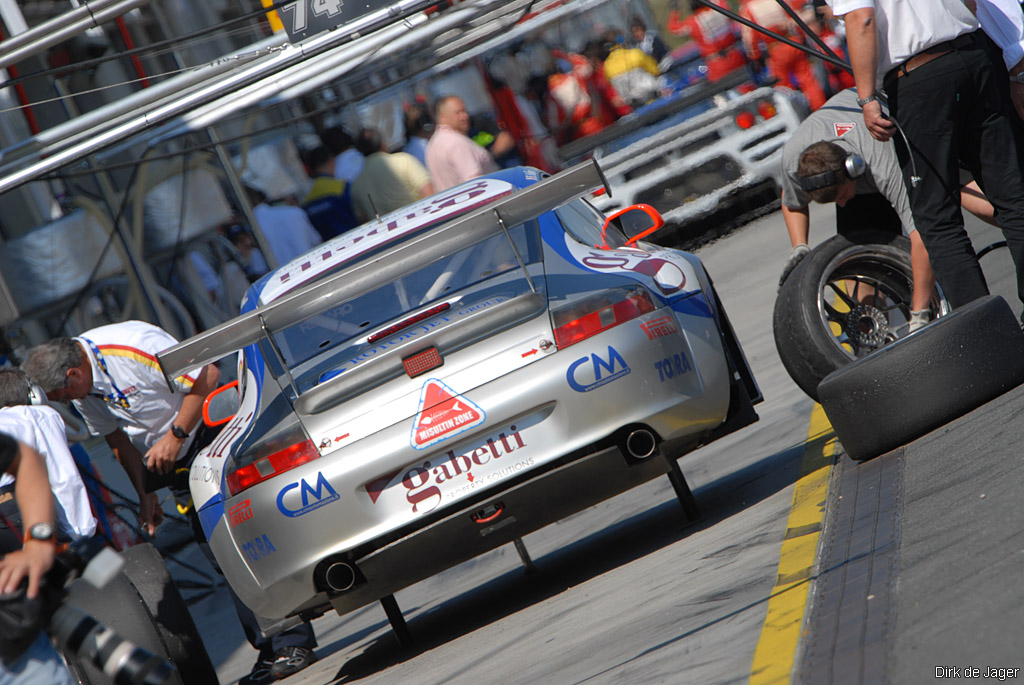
[226,440,320,496]
[735,111,756,129]
[757,101,777,119]
[552,287,656,349]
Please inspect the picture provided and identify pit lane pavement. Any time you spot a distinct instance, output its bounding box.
[175,203,1022,684]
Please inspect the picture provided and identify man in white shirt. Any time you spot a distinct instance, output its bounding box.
[22,322,318,684]
[245,186,322,267]
[321,126,364,182]
[832,0,1024,316]
[0,369,96,543]
[0,434,70,685]
[22,321,219,535]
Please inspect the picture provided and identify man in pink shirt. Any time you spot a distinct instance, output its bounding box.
[426,95,500,191]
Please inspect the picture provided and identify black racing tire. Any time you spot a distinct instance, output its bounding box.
[62,563,181,685]
[119,543,219,684]
[774,230,947,401]
[818,295,1024,461]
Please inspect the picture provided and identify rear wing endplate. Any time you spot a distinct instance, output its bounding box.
[157,159,608,384]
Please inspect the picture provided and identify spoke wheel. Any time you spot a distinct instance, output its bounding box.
[814,245,943,360]
[774,230,950,401]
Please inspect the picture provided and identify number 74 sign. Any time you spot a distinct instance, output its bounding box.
[272,0,397,42]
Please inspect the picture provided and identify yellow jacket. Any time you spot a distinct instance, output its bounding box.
[602,45,661,81]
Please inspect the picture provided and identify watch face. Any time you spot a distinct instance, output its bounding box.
[29,522,54,541]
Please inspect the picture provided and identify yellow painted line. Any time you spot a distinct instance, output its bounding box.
[750,403,836,685]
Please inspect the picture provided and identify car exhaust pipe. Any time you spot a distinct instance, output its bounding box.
[324,562,356,592]
[624,429,657,459]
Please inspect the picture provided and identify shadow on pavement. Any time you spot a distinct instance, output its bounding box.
[319,437,814,683]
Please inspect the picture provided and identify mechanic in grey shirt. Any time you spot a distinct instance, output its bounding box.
[778,88,995,328]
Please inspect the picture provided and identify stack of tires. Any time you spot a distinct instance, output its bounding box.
[774,232,1024,461]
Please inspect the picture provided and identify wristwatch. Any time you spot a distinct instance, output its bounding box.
[856,94,879,107]
[170,424,190,440]
[1010,72,1024,84]
[24,522,55,544]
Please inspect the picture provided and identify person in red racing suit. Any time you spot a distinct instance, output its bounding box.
[667,0,749,81]
[740,0,827,109]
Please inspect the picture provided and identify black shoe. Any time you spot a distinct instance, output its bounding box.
[238,652,276,685]
[269,645,317,679]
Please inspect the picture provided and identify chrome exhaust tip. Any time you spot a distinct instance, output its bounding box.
[624,429,657,459]
[324,562,356,592]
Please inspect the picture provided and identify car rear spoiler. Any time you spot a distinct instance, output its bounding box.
[157,159,608,385]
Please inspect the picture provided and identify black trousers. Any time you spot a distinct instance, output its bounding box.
[885,31,1024,312]
[836,192,904,236]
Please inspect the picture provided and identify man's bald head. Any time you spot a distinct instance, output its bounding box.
[435,95,471,134]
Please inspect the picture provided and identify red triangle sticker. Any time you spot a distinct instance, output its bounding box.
[834,122,856,137]
[410,379,486,450]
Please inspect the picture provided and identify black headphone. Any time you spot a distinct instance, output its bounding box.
[798,152,866,192]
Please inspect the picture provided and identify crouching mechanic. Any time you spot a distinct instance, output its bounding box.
[0,434,69,685]
[778,88,996,331]
[22,321,319,684]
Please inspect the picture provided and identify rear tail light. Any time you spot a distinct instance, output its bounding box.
[552,286,656,349]
[757,101,777,119]
[735,111,756,129]
[226,439,320,496]
[735,101,776,129]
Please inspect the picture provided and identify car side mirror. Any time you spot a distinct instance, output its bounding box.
[603,204,665,247]
[203,380,240,428]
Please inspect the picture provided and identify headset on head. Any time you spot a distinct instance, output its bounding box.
[28,383,48,406]
[0,367,49,407]
[798,152,866,192]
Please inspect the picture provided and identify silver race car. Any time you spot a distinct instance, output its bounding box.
[159,160,761,637]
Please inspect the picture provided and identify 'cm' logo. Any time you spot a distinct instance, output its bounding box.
[567,346,631,393]
[276,472,339,517]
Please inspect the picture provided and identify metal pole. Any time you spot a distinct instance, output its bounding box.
[0,0,156,71]
[0,33,287,172]
[207,125,279,271]
[0,0,440,196]
[55,81,175,332]
[154,14,279,274]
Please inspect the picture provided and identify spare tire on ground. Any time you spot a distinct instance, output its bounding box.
[773,230,948,402]
[818,295,1024,461]
[63,542,217,685]
[120,543,219,683]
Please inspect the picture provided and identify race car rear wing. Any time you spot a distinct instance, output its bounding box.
[157,159,608,385]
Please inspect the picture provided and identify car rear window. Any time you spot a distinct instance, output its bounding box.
[264,220,542,379]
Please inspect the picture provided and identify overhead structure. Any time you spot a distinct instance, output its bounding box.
[0,0,156,71]
[0,0,550,195]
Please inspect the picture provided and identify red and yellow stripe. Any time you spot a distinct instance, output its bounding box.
[97,344,195,388]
